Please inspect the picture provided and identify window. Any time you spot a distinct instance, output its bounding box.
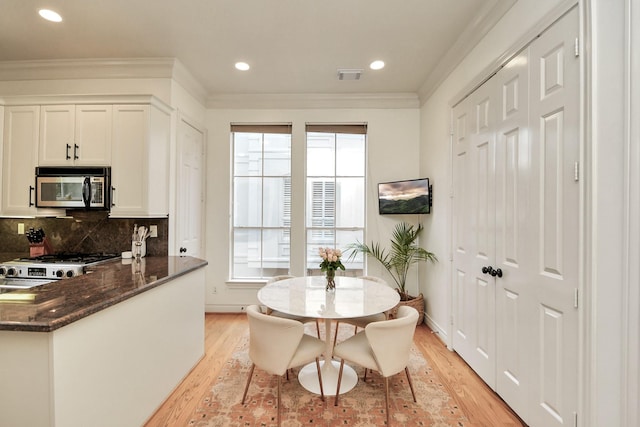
[305,125,366,275]
[231,124,291,279]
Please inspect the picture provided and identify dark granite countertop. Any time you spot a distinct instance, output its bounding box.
[0,256,208,332]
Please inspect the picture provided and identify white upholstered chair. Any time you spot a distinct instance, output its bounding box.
[265,275,321,337]
[333,305,419,425]
[332,275,388,347]
[242,305,325,426]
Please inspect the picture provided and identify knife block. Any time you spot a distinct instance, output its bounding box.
[30,238,53,257]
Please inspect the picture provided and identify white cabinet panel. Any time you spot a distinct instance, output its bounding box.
[2,106,39,216]
[74,105,112,165]
[39,104,112,166]
[110,104,170,218]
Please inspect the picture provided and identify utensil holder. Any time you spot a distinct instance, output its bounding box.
[132,240,146,258]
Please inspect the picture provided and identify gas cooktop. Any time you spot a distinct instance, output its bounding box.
[0,253,120,282]
[15,253,119,265]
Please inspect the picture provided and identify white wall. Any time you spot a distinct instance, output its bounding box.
[204,108,421,311]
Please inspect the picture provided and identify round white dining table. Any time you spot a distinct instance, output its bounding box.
[257,275,400,395]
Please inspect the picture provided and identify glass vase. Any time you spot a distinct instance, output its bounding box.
[325,270,336,292]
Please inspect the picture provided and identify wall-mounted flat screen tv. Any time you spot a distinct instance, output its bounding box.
[378,178,431,214]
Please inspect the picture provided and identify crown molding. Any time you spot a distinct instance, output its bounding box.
[206,92,420,110]
[417,0,517,104]
[170,60,208,105]
[0,58,208,105]
[0,58,176,80]
[0,93,173,112]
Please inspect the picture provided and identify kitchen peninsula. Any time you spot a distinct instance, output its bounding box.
[0,256,207,427]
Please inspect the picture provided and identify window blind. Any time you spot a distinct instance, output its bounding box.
[230,123,292,134]
[305,123,367,135]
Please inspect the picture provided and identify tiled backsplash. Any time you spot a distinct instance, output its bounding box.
[0,214,168,257]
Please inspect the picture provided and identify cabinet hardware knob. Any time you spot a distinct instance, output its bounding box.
[74,144,79,160]
[29,185,35,207]
[66,143,71,160]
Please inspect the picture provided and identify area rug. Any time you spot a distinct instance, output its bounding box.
[189,325,470,426]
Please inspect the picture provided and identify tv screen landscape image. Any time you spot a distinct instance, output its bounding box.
[378,178,431,214]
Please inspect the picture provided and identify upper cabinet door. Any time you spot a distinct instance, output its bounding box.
[2,106,40,216]
[39,104,112,166]
[74,105,112,166]
[39,105,75,165]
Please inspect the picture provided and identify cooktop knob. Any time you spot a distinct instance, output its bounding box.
[0,267,5,276]
[66,270,74,278]
[6,267,17,277]
[56,270,64,278]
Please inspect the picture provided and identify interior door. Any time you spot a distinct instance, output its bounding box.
[526,7,580,426]
[493,47,534,420]
[452,80,497,388]
[451,7,579,426]
[176,116,205,257]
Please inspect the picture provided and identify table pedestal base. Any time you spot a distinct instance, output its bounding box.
[298,359,358,396]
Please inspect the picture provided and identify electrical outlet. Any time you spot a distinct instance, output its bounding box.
[212,286,217,294]
[17,223,24,234]
[149,225,158,238]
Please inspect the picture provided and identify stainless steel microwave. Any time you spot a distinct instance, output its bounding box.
[35,166,111,210]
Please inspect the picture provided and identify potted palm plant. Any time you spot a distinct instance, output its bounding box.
[346,222,437,324]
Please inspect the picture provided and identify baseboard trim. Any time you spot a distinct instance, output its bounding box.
[424,312,450,349]
[205,304,248,313]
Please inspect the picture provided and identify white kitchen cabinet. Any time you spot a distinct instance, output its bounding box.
[110,103,171,217]
[2,106,39,216]
[39,104,112,166]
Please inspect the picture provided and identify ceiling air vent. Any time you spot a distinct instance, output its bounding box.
[337,69,362,80]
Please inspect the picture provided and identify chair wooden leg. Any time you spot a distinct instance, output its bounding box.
[315,357,325,401]
[334,359,345,406]
[384,376,390,425]
[277,375,282,427]
[405,367,417,402]
[333,321,340,348]
[364,366,368,382]
[315,319,321,338]
[241,363,255,404]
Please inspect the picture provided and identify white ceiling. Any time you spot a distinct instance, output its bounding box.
[0,0,513,100]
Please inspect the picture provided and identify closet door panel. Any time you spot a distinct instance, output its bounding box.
[494,48,533,422]
[452,98,475,363]
[465,83,498,386]
[528,7,580,427]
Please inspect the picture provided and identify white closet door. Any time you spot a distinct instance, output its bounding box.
[527,7,580,427]
[452,80,498,388]
[493,46,534,420]
[451,6,579,426]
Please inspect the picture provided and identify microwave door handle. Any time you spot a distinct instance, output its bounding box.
[82,177,91,208]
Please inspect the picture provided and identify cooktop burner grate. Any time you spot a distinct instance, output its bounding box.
[18,253,119,264]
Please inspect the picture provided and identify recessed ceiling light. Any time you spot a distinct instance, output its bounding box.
[235,62,250,71]
[38,9,63,22]
[370,60,385,70]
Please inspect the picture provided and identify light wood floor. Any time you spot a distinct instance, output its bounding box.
[145,313,526,426]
